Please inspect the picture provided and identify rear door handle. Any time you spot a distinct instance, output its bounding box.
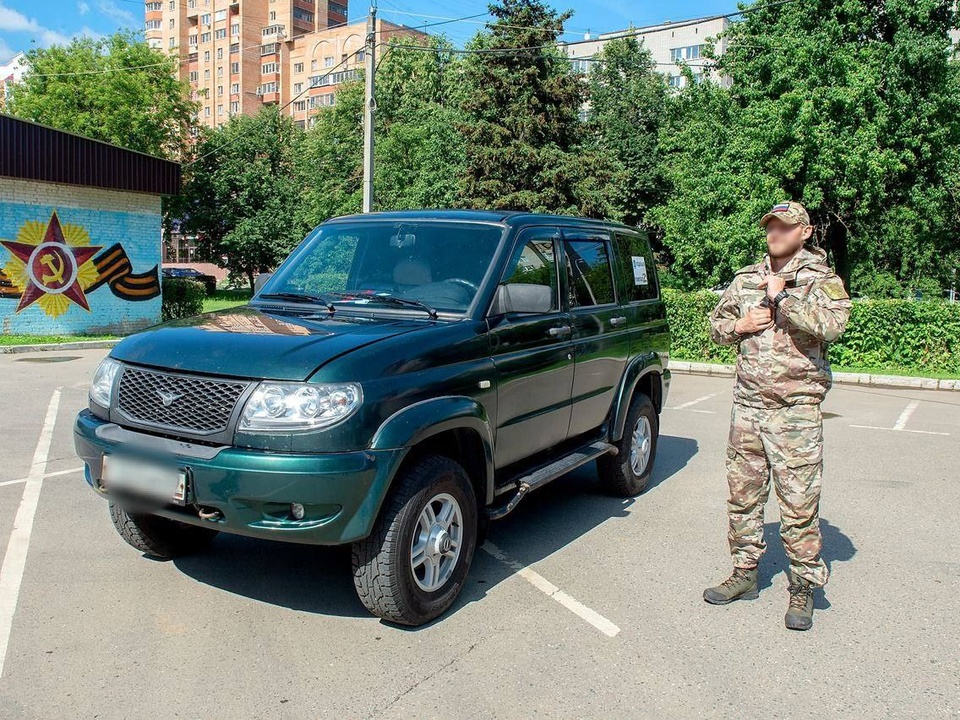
[548,326,572,338]
[610,316,627,326]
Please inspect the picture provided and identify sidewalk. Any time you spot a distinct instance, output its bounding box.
[669,360,959,392]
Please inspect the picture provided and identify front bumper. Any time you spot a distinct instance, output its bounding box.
[74,410,404,545]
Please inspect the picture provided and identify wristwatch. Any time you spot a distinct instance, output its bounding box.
[772,289,789,308]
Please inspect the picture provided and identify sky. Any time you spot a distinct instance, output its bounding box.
[0,0,743,64]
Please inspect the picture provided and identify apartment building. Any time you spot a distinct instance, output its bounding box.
[563,16,731,90]
[145,1,424,129]
[0,52,27,109]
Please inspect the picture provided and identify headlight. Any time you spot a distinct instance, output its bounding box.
[90,357,122,408]
[239,382,362,432]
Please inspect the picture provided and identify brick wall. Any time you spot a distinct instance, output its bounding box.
[0,177,163,336]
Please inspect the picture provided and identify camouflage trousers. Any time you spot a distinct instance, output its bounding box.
[726,402,828,586]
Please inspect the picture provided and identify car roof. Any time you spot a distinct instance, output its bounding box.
[323,210,642,233]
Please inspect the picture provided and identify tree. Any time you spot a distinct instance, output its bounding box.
[651,0,960,294]
[9,32,196,160]
[586,36,669,229]
[458,0,614,216]
[175,107,305,289]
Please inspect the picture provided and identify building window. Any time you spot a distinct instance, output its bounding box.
[203,50,210,61]
[188,34,197,46]
[200,13,211,25]
[261,43,279,56]
[169,1,175,10]
[670,45,704,62]
[218,105,224,116]
[324,56,334,67]
[231,23,239,35]
[311,59,318,70]
[668,74,683,88]
[230,101,239,113]
[328,1,347,15]
[230,82,238,93]
[262,63,278,74]
[188,0,195,7]
[217,85,223,96]
[262,25,284,37]
[215,28,227,39]
[293,8,313,23]
[357,50,365,62]
[258,81,278,94]
[293,82,303,93]
[189,70,198,82]
[269,11,276,20]
[570,57,592,74]
[216,48,223,59]
[169,37,176,48]
[145,1,162,9]
[200,32,211,42]
[169,19,175,29]
[204,68,210,79]
[230,43,239,54]
[293,100,306,112]
[214,9,226,21]
[205,106,211,117]
[217,66,223,77]
[293,62,304,73]
[146,20,162,30]
[231,62,239,74]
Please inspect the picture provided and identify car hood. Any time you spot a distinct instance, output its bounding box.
[111,305,431,380]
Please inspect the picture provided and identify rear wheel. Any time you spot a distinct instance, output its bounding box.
[352,455,478,626]
[598,393,658,497]
[109,501,218,559]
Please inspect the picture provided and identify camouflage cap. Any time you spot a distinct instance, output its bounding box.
[760,201,810,228]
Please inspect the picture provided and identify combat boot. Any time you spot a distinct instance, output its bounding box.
[703,567,758,605]
[785,575,815,631]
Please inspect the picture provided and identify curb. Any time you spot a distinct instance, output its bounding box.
[0,340,120,355]
[669,361,959,392]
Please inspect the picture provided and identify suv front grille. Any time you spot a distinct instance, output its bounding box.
[116,367,250,435]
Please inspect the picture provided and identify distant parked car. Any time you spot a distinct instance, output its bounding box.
[162,267,217,295]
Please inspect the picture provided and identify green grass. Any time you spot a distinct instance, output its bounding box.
[0,334,118,346]
[202,289,252,313]
[672,355,960,381]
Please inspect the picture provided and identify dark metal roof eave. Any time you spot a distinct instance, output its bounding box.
[0,114,181,196]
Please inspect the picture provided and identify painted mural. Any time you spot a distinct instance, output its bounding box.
[0,210,160,319]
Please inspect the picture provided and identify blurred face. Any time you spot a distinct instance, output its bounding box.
[765,218,812,259]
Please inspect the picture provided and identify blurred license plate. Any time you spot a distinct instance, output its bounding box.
[102,454,188,505]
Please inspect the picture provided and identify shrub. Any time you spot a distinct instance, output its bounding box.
[662,290,960,375]
[161,278,206,321]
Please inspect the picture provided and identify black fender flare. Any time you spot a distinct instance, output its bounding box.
[609,354,666,442]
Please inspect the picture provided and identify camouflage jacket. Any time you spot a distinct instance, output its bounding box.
[710,246,852,408]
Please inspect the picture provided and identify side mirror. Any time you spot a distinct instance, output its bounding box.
[490,283,554,315]
[253,273,273,294]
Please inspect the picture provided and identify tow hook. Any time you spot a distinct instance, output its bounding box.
[197,506,223,521]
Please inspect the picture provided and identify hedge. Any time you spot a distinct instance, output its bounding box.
[662,289,960,375]
[161,278,206,321]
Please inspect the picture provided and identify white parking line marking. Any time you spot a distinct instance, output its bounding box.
[850,399,949,436]
[0,388,61,678]
[481,541,620,638]
[669,392,718,410]
[0,466,84,489]
[893,400,919,431]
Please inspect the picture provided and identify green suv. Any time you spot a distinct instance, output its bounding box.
[74,211,671,625]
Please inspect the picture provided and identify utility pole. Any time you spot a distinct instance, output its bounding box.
[362,4,377,213]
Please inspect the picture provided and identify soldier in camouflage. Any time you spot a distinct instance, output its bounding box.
[703,201,852,631]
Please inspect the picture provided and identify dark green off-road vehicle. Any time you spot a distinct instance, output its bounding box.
[75,211,671,625]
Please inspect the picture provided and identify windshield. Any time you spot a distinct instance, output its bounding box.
[259,221,504,314]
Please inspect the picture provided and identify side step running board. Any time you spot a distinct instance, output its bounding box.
[487,441,617,520]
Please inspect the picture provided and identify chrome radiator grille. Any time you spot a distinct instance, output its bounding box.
[116,366,249,435]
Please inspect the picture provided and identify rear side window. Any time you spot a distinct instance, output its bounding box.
[614,231,658,302]
[563,233,616,308]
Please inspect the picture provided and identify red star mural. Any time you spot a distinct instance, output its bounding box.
[0,212,102,313]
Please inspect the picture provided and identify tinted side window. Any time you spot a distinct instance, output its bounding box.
[614,231,658,302]
[564,237,616,308]
[502,232,559,311]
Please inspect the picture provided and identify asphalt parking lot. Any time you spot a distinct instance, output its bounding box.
[0,349,957,718]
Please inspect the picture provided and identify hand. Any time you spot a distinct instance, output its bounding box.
[758,274,786,300]
[735,306,774,335]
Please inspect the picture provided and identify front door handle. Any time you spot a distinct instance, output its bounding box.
[548,325,572,338]
[610,316,627,326]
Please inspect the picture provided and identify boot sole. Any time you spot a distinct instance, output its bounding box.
[785,617,812,631]
[702,589,759,605]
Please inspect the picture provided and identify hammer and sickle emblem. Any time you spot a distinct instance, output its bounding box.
[39,252,66,285]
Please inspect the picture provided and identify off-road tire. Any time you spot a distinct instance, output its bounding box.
[109,501,218,559]
[598,393,658,497]
[351,455,478,626]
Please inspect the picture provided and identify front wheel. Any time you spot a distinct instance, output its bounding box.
[598,393,659,497]
[109,501,218,558]
[352,455,478,626]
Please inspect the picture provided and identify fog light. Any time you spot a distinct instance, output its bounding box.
[290,502,305,520]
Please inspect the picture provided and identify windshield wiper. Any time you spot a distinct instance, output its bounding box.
[257,292,335,312]
[323,292,438,319]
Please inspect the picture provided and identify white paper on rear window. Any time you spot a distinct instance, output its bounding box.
[632,256,648,286]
